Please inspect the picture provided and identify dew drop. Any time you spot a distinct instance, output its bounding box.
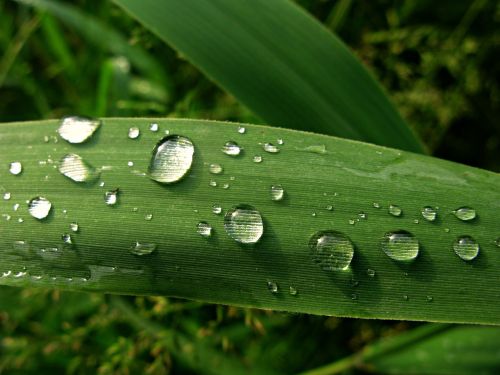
[197,221,212,238]
[3,192,11,200]
[9,161,22,175]
[381,230,419,261]
[427,296,434,302]
[453,207,476,221]
[253,155,263,163]
[453,235,479,261]
[13,203,19,211]
[277,138,284,145]
[58,153,100,183]
[309,230,354,271]
[267,281,279,294]
[62,233,72,244]
[28,197,52,220]
[289,286,298,296]
[209,180,217,187]
[222,183,230,189]
[148,135,195,184]
[223,204,263,244]
[421,206,437,221]
[149,122,159,132]
[403,295,409,301]
[237,126,246,134]
[130,242,157,256]
[144,213,153,221]
[263,143,279,154]
[270,184,284,201]
[388,204,402,217]
[351,293,358,300]
[222,141,241,156]
[373,202,380,209]
[326,205,333,211]
[358,212,367,220]
[127,161,134,167]
[70,222,79,232]
[212,204,222,215]
[209,163,223,175]
[128,127,140,139]
[348,219,355,225]
[104,189,119,206]
[58,116,101,144]
[367,269,376,277]
[496,238,500,247]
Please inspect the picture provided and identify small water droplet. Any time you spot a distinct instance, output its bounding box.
[367,269,376,277]
[421,206,437,221]
[2,214,11,221]
[453,207,476,221]
[277,138,284,145]
[70,222,79,232]
[351,293,358,300]
[99,181,105,187]
[382,230,419,262]
[197,221,212,238]
[309,230,354,271]
[403,295,409,301]
[149,135,195,184]
[325,205,333,211]
[222,141,241,156]
[303,145,326,154]
[453,235,479,261]
[149,122,159,132]
[127,161,134,167]
[62,233,72,244]
[209,163,223,175]
[270,184,284,201]
[144,213,153,221]
[9,161,22,175]
[224,204,263,244]
[209,180,217,187]
[128,127,140,139]
[28,197,52,219]
[495,238,500,247]
[388,204,402,217]
[413,219,419,224]
[104,189,119,206]
[58,116,101,144]
[13,203,19,211]
[427,296,433,302]
[212,204,222,215]
[348,219,355,225]
[58,153,100,183]
[373,202,380,209]
[17,218,24,223]
[358,212,366,220]
[267,281,279,294]
[289,286,298,296]
[312,212,317,217]
[238,126,246,134]
[130,241,157,256]
[263,143,279,153]
[3,192,11,200]
[253,155,263,163]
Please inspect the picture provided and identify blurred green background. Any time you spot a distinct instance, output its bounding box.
[0,0,499,373]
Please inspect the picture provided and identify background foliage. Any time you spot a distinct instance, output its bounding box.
[0,0,499,373]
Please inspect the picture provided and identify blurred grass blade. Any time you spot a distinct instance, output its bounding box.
[0,119,498,324]
[113,0,425,153]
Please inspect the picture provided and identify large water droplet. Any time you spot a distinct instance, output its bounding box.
[421,206,437,221]
[270,184,284,201]
[388,204,402,217]
[381,230,419,261]
[9,161,22,175]
[224,204,263,244]
[263,143,279,153]
[453,236,479,261]
[58,153,100,183]
[209,163,223,175]
[58,116,101,144]
[222,141,241,156]
[148,135,195,184]
[197,221,212,238]
[130,242,157,256]
[104,189,119,206]
[453,207,476,221]
[309,230,354,271]
[28,197,52,220]
[128,127,140,139]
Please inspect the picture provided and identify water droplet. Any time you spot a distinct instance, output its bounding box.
[212,204,222,215]
[373,202,380,209]
[270,184,284,201]
[277,138,284,145]
[453,236,479,261]
[263,143,279,153]
[358,212,366,220]
[453,207,476,221]
[130,242,157,256]
[209,180,217,187]
[209,163,223,175]
[303,145,327,154]
[496,238,500,247]
[70,222,79,232]
[144,213,153,221]
[2,214,11,221]
[13,203,19,211]
[403,295,409,301]
[348,219,355,225]
[17,218,24,223]
[62,233,72,244]
[58,153,100,183]
[127,161,134,167]
[367,269,376,277]
[309,230,354,271]
[128,127,140,139]
[351,293,358,300]
[104,189,119,206]
[3,192,11,200]
[421,206,437,221]
[444,228,450,233]
[312,212,317,217]
[28,197,52,220]
[253,155,263,163]
[222,141,241,156]
[224,204,263,244]
[237,126,246,134]
[197,221,212,238]
[381,230,419,261]
[149,122,159,132]
[326,205,333,211]
[388,204,402,217]
[289,286,298,296]
[427,296,433,302]
[267,281,279,294]
[58,116,101,144]
[9,161,22,175]
[148,135,195,184]
[222,183,230,189]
